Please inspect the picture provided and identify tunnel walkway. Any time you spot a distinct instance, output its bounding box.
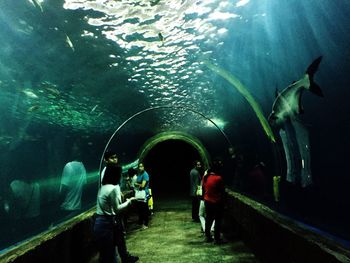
[90,197,259,263]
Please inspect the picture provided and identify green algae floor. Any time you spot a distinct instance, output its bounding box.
[91,197,259,263]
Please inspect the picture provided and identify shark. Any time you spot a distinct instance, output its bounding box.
[268,56,323,128]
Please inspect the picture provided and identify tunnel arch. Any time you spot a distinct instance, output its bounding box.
[137,132,210,198]
[99,106,234,186]
[138,131,210,169]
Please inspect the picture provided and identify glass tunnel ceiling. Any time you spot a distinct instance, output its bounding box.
[0,0,346,146]
[2,0,350,252]
[101,107,230,169]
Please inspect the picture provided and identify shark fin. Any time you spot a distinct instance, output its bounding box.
[306,56,324,97]
[309,82,323,97]
[306,56,322,76]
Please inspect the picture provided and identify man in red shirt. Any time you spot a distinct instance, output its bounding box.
[203,158,226,244]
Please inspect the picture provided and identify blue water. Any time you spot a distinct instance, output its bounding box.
[0,0,349,253]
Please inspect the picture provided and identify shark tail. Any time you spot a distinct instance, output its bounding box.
[306,56,323,97]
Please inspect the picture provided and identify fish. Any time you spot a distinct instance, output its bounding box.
[27,105,40,112]
[90,104,98,113]
[65,34,75,51]
[150,0,161,6]
[268,56,323,128]
[22,89,39,99]
[158,32,164,43]
[31,0,44,12]
[45,87,60,96]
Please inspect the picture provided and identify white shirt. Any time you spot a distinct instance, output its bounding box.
[60,161,87,211]
[96,184,131,216]
[131,175,138,189]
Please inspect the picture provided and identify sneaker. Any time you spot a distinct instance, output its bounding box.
[142,225,148,230]
[123,255,139,263]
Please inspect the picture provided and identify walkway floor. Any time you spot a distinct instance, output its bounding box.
[91,197,260,263]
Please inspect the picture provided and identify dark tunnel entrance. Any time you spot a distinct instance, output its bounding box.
[142,139,202,199]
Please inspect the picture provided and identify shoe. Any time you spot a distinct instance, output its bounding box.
[205,237,213,243]
[123,255,139,263]
[142,225,148,230]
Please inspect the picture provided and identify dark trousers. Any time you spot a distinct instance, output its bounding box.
[114,218,129,261]
[204,201,224,241]
[94,216,129,263]
[191,196,200,221]
[136,201,149,226]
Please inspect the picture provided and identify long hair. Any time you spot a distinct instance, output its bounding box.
[204,158,223,183]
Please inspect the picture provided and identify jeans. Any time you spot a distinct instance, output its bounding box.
[94,215,129,263]
[191,196,200,221]
[204,201,223,241]
[136,201,149,226]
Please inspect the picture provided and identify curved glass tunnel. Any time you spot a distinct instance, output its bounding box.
[1,0,350,257]
[102,107,231,198]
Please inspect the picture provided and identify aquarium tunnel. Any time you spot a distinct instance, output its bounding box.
[1,0,350,262]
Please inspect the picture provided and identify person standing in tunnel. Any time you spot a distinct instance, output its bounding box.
[203,158,226,244]
[94,151,139,263]
[59,143,86,219]
[135,162,150,229]
[189,160,202,222]
[198,169,215,234]
[7,178,41,240]
[126,168,138,192]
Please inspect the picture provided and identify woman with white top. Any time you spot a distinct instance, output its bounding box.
[94,151,139,263]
